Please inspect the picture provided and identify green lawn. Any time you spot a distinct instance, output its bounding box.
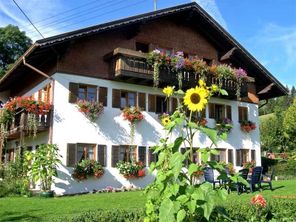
[0,180,295,222]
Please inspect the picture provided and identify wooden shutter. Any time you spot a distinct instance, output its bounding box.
[171,98,178,112]
[138,93,146,111]
[236,150,242,166]
[238,107,248,122]
[69,82,79,103]
[67,143,76,167]
[99,87,108,106]
[243,107,248,121]
[148,94,156,112]
[112,89,121,108]
[251,150,256,162]
[138,146,146,166]
[97,145,106,166]
[148,148,157,165]
[200,108,206,118]
[226,105,232,120]
[208,103,215,119]
[228,149,233,164]
[111,145,120,167]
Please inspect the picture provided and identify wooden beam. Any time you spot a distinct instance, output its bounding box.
[258,83,275,94]
[220,47,237,61]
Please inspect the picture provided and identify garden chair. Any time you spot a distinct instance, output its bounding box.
[247,166,263,192]
[204,167,220,188]
[261,167,275,191]
[234,168,249,194]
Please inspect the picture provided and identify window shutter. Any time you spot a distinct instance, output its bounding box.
[112,89,121,108]
[200,108,206,118]
[171,98,178,112]
[228,149,233,164]
[99,87,108,106]
[251,150,256,161]
[67,143,76,167]
[243,107,248,121]
[148,94,156,112]
[208,103,215,119]
[148,148,157,165]
[111,145,120,167]
[97,145,106,166]
[138,93,146,111]
[238,107,248,122]
[69,82,79,103]
[226,105,232,120]
[138,146,146,166]
[236,150,242,166]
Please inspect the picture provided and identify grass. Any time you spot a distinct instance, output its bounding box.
[0,180,295,222]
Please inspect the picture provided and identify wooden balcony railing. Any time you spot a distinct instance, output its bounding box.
[106,48,250,98]
[7,109,51,140]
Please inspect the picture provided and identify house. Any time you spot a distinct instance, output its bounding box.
[0,2,287,195]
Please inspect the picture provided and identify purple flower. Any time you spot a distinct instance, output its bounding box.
[235,68,247,79]
[176,51,184,57]
[176,57,185,70]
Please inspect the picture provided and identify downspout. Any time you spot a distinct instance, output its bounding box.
[259,99,268,109]
[22,49,55,144]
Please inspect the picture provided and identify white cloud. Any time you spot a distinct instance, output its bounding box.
[192,0,228,29]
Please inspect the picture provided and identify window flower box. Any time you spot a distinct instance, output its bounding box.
[240,120,256,133]
[116,161,145,179]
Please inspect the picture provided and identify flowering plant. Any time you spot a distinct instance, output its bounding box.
[243,160,256,170]
[72,159,104,180]
[116,161,145,178]
[158,113,171,126]
[215,118,233,134]
[76,99,104,122]
[197,117,208,127]
[240,120,256,133]
[122,106,144,123]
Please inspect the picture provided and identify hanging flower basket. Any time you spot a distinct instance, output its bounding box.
[240,120,256,133]
[76,99,104,122]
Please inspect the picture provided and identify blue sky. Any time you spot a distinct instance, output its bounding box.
[0,0,295,87]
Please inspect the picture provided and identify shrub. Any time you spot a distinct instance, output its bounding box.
[53,209,144,222]
[273,159,296,179]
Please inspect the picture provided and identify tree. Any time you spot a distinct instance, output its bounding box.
[0,25,32,78]
[283,99,296,151]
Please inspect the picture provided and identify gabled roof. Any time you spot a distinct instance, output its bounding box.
[0,2,288,99]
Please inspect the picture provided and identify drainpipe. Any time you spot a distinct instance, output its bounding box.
[22,50,55,144]
[259,99,268,109]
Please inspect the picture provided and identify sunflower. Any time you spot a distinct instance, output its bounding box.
[184,87,208,112]
[163,86,174,97]
[198,79,206,88]
[161,117,171,126]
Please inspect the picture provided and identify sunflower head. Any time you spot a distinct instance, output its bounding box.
[163,86,174,97]
[161,117,171,126]
[184,87,208,112]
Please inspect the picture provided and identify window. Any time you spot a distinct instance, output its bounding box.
[210,149,226,162]
[112,89,136,108]
[208,103,232,121]
[68,82,107,105]
[136,42,149,53]
[236,149,249,166]
[148,94,169,113]
[238,106,248,122]
[138,146,147,166]
[111,145,136,167]
[251,150,256,162]
[78,84,97,101]
[66,143,106,167]
[228,149,233,164]
[148,147,158,165]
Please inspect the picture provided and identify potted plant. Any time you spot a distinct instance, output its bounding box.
[72,164,86,181]
[30,144,61,197]
[93,161,104,178]
[72,160,104,180]
[116,161,145,179]
[240,120,256,133]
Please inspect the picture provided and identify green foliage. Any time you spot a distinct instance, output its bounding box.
[28,144,61,192]
[0,25,32,78]
[72,160,104,180]
[283,99,296,150]
[53,209,144,222]
[273,159,296,179]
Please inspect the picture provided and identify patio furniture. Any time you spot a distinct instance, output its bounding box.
[247,166,263,192]
[261,167,275,191]
[235,168,249,194]
[204,167,220,188]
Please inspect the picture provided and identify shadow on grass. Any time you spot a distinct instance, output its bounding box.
[0,210,41,222]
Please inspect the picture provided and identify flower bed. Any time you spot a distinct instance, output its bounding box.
[72,160,104,181]
[116,161,145,179]
[240,120,256,133]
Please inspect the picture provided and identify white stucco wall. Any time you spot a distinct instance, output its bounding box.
[49,73,261,195]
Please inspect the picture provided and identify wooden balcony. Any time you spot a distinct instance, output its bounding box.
[105,48,250,98]
[7,109,51,140]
